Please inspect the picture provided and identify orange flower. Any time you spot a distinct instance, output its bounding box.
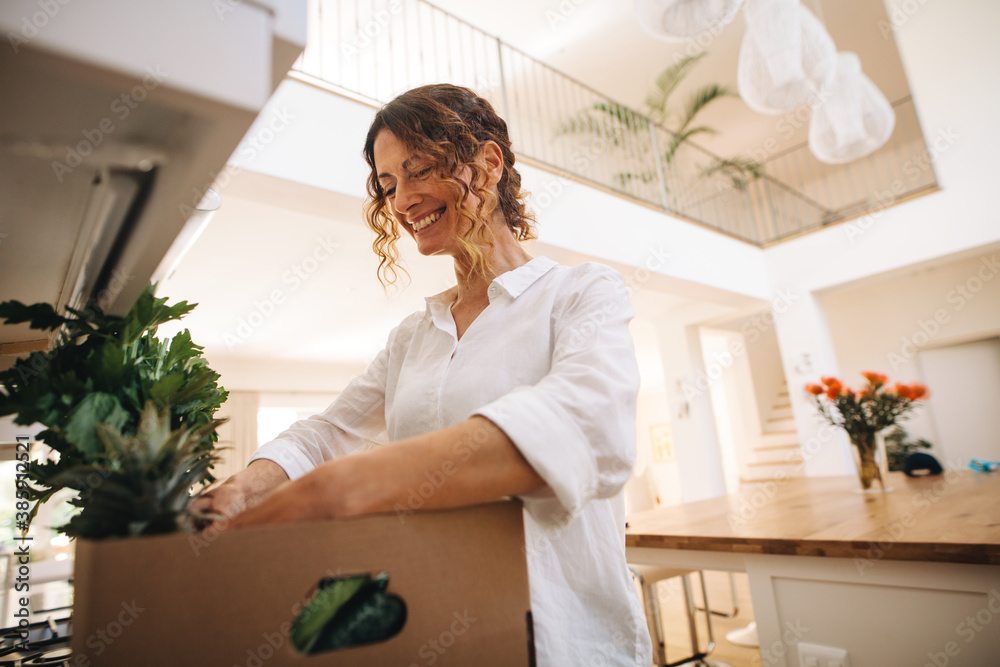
[805,383,824,395]
[894,382,912,399]
[820,376,839,387]
[909,384,929,399]
[861,371,888,385]
[825,385,843,400]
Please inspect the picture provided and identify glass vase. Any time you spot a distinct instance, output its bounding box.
[849,429,893,493]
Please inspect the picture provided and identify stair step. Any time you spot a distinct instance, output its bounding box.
[740,471,804,485]
[748,458,802,467]
[769,406,794,419]
[751,447,803,464]
[753,442,800,452]
[763,416,796,433]
[758,430,799,446]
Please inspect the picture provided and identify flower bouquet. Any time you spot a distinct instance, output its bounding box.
[805,372,928,491]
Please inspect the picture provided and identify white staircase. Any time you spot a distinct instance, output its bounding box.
[741,384,805,484]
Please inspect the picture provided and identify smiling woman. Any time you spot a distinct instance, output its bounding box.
[361,85,536,286]
[201,84,653,667]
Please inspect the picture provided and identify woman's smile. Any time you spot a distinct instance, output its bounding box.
[410,207,446,232]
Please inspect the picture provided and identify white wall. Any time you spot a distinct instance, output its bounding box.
[820,248,1000,462]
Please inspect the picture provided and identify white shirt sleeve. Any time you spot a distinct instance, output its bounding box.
[248,335,392,480]
[473,266,640,527]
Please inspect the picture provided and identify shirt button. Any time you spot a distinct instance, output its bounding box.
[488,285,501,299]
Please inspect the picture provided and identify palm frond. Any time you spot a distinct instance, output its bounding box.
[663,126,717,164]
[678,84,734,133]
[644,53,707,123]
[701,156,764,191]
[556,102,652,150]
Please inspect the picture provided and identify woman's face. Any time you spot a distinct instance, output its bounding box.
[373,129,474,258]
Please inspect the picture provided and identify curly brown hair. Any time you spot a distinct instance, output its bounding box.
[363,84,536,286]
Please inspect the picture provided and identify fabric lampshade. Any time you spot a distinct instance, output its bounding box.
[737,0,836,114]
[634,0,744,42]
[809,52,895,164]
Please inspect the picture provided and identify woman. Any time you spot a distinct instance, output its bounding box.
[206,84,653,666]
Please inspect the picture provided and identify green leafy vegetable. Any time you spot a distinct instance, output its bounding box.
[292,573,407,655]
[0,283,228,534]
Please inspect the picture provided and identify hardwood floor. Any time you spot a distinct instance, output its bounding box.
[643,570,760,667]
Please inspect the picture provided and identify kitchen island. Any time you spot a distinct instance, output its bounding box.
[626,471,1000,666]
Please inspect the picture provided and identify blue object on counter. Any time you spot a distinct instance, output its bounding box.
[968,458,999,472]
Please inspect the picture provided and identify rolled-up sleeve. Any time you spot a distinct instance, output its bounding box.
[248,335,392,480]
[473,268,640,527]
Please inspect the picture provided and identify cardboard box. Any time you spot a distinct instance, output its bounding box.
[71,501,533,666]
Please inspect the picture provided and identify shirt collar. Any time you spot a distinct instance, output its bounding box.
[424,256,558,306]
[491,256,558,299]
[423,257,558,332]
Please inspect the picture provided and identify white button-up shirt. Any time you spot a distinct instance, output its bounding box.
[250,256,652,666]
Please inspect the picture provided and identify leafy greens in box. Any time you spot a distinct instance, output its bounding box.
[0,284,227,538]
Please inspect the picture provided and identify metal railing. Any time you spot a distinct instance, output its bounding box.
[294,0,938,246]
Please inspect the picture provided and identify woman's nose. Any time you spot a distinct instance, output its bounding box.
[392,181,421,216]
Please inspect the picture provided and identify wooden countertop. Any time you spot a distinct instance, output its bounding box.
[625,470,1000,565]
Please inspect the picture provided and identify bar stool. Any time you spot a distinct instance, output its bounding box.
[630,565,733,667]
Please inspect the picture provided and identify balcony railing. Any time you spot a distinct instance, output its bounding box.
[294,0,939,246]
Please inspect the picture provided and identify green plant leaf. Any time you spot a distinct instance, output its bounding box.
[644,53,707,123]
[0,300,67,330]
[65,393,130,459]
[292,576,371,654]
[678,84,733,133]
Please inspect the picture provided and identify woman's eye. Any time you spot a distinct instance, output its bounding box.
[384,186,396,197]
[413,167,432,179]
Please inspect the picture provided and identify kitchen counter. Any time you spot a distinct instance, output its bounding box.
[626,470,1000,565]
[626,470,1000,666]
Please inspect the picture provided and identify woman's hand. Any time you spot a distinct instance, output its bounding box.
[194,459,290,523]
[225,466,339,529]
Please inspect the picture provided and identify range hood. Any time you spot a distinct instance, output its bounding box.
[0,0,307,357]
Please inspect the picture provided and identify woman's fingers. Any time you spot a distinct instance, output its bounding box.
[226,476,320,529]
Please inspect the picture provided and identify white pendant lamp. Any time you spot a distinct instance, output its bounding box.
[737,0,836,114]
[809,52,895,164]
[635,0,745,42]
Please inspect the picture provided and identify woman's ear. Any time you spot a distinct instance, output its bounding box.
[481,140,504,187]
